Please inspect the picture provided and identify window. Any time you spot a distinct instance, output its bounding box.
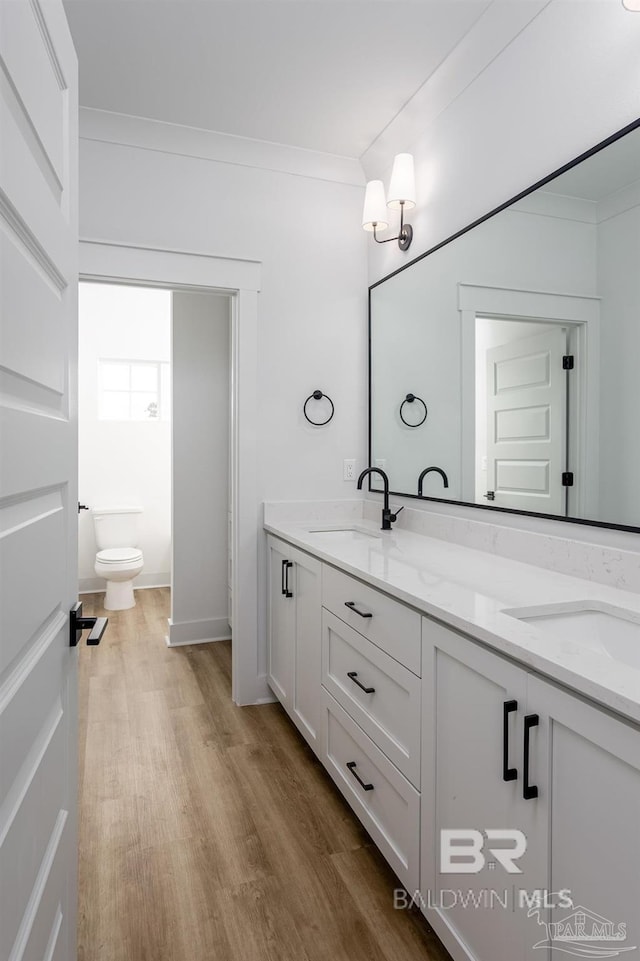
[98,359,170,421]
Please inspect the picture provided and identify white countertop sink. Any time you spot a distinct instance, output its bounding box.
[503,601,640,671]
[306,527,382,542]
[264,510,640,723]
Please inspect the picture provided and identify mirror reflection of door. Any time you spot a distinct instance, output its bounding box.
[475,319,569,515]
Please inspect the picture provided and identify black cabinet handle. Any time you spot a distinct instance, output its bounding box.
[281,559,287,596]
[284,560,293,598]
[346,761,374,792]
[345,601,373,619]
[503,699,518,782]
[347,671,375,694]
[523,713,539,800]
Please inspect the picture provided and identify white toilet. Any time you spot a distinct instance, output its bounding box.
[93,507,144,611]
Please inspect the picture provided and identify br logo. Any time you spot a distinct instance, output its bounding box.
[440,829,527,874]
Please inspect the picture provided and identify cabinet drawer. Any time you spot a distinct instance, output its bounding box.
[321,689,420,893]
[322,609,421,787]
[322,564,421,676]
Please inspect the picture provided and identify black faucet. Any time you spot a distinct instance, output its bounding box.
[418,466,449,496]
[357,467,403,530]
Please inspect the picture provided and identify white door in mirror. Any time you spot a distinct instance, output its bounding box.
[485,327,567,514]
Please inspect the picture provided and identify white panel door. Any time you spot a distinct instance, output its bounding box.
[486,327,567,514]
[0,4,79,960]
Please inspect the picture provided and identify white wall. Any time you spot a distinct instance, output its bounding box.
[78,283,171,591]
[78,113,369,503]
[364,0,640,553]
[170,291,230,645]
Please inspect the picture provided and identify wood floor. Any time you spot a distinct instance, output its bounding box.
[78,587,451,961]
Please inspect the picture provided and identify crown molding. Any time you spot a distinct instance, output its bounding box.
[511,190,597,225]
[79,106,366,188]
[361,0,552,177]
[597,178,640,224]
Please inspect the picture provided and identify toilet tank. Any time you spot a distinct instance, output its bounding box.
[93,507,143,550]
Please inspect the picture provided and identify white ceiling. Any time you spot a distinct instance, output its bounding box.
[63,0,491,158]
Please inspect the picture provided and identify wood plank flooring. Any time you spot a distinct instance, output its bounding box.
[78,587,451,961]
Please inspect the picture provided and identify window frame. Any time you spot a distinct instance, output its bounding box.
[97,357,170,422]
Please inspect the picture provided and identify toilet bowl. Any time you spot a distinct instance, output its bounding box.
[93,507,144,610]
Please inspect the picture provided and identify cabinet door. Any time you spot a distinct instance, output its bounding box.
[526,675,640,960]
[290,545,321,749]
[422,619,537,961]
[267,537,295,709]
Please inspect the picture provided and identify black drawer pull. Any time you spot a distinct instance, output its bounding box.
[523,713,539,800]
[345,601,373,619]
[347,671,375,694]
[281,560,293,598]
[503,699,518,782]
[346,761,374,792]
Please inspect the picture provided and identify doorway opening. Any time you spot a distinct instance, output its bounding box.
[78,281,232,648]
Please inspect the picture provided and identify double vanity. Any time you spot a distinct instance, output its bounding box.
[265,504,640,961]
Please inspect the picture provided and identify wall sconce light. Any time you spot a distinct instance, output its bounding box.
[622,0,640,9]
[362,153,415,251]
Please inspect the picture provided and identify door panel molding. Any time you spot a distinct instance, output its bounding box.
[8,809,68,961]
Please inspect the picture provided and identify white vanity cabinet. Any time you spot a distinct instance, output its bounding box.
[266,534,321,750]
[266,536,422,891]
[422,617,640,961]
[320,565,422,892]
[265,521,640,961]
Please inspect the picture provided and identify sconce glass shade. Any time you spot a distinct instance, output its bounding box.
[362,180,389,232]
[387,153,416,210]
[622,0,640,9]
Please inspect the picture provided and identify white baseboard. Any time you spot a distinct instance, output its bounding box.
[166,616,231,647]
[79,571,170,594]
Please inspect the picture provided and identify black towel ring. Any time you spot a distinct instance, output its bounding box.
[304,389,335,426]
[400,393,428,427]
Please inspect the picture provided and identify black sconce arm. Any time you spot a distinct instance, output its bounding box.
[372,202,413,251]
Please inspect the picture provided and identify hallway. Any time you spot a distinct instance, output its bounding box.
[78,588,450,961]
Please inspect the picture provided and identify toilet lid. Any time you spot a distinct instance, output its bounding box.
[97,548,143,564]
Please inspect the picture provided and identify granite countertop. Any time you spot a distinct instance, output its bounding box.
[264,513,640,725]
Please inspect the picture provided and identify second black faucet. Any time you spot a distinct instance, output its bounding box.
[418,466,449,496]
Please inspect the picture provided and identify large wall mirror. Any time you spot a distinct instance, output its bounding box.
[369,119,640,532]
